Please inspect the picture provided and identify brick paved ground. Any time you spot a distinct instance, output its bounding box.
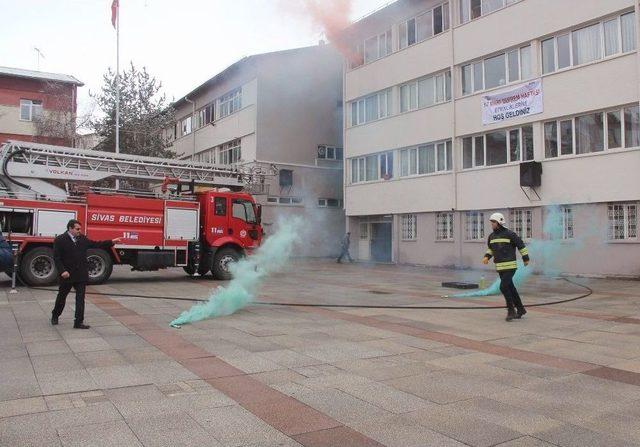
[1,260,640,446]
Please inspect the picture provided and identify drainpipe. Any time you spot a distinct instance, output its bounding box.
[450,3,463,268]
[184,96,196,159]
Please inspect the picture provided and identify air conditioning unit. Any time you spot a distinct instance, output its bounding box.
[317,145,327,159]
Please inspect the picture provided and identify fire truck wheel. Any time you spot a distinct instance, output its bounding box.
[87,249,113,285]
[212,247,239,280]
[20,247,57,286]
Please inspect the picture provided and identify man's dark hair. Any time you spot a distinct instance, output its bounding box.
[67,219,81,230]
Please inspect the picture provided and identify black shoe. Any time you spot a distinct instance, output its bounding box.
[516,307,527,319]
[505,308,517,322]
[73,323,91,329]
[51,315,58,326]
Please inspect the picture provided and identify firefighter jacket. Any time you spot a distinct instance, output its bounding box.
[484,226,530,271]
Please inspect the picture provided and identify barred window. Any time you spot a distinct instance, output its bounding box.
[436,212,454,240]
[465,211,485,240]
[562,207,574,240]
[512,209,532,240]
[608,203,637,240]
[360,223,369,240]
[401,214,417,240]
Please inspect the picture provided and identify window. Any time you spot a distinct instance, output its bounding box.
[459,0,521,24]
[379,151,394,179]
[351,154,382,183]
[268,197,303,206]
[360,223,369,240]
[461,46,531,95]
[318,145,343,160]
[19,99,43,121]
[465,211,485,240]
[436,213,454,241]
[181,116,192,136]
[194,147,215,164]
[462,125,533,169]
[512,209,532,240]
[400,71,451,112]
[350,90,391,126]
[317,198,343,208]
[218,139,241,165]
[542,12,636,74]
[364,30,392,64]
[400,140,452,176]
[214,197,227,216]
[401,214,417,240]
[545,105,640,158]
[561,207,574,240]
[399,2,449,50]
[232,200,257,223]
[608,203,637,240]
[219,88,242,119]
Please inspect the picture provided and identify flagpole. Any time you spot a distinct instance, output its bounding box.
[115,0,120,189]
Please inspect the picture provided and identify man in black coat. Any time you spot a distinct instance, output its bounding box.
[51,219,120,329]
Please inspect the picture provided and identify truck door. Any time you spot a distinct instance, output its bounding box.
[208,195,229,244]
[230,199,258,246]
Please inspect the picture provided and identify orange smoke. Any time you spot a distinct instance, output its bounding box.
[281,0,360,64]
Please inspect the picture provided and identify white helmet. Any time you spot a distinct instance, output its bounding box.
[489,212,506,225]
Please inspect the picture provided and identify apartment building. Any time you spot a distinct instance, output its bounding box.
[342,0,640,276]
[165,45,344,256]
[0,66,83,146]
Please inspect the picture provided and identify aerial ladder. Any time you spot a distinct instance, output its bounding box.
[0,140,273,198]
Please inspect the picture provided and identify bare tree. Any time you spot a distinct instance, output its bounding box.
[33,81,92,147]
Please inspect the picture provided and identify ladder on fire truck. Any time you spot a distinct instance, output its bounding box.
[0,140,271,198]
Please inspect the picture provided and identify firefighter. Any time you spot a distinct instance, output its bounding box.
[337,232,354,263]
[482,213,530,321]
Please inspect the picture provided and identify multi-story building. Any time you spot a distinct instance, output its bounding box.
[0,66,83,146]
[165,45,345,256]
[342,0,640,276]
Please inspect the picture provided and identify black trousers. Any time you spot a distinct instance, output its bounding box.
[52,282,87,324]
[498,270,524,310]
[337,248,353,262]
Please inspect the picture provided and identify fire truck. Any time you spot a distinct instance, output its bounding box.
[0,140,268,286]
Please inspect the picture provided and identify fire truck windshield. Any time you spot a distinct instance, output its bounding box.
[232,200,257,224]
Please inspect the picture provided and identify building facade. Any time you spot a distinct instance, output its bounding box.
[343,0,640,276]
[165,45,345,257]
[0,66,83,146]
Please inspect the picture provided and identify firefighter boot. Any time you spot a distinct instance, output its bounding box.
[505,307,517,322]
[516,306,527,319]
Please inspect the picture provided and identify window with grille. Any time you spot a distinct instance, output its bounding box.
[401,214,417,240]
[512,209,532,240]
[465,211,485,240]
[561,207,574,239]
[608,203,637,240]
[436,212,454,240]
[360,223,369,240]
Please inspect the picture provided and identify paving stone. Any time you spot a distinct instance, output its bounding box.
[75,350,130,368]
[37,369,99,395]
[26,339,72,357]
[0,396,47,418]
[66,337,112,353]
[126,412,223,446]
[47,401,122,429]
[0,412,60,446]
[86,365,150,389]
[191,405,298,447]
[132,360,199,384]
[535,423,633,447]
[57,420,142,447]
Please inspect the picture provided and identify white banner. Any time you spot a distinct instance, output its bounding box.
[481,79,543,125]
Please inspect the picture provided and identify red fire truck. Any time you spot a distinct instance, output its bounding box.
[0,140,267,286]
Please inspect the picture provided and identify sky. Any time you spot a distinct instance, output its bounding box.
[0,0,392,120]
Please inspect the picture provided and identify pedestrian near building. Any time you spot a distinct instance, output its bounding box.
[337,232,354,263]
[482,213,530,321]
[51,219,120,329]
[0,231,13,276]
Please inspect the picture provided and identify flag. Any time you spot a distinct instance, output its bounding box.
[111,0,119,28]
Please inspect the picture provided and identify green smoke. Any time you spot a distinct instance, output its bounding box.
[170,217,302,326]
[454,205,581,298]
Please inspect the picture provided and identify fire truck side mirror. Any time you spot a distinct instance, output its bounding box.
[256,204,262,225]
